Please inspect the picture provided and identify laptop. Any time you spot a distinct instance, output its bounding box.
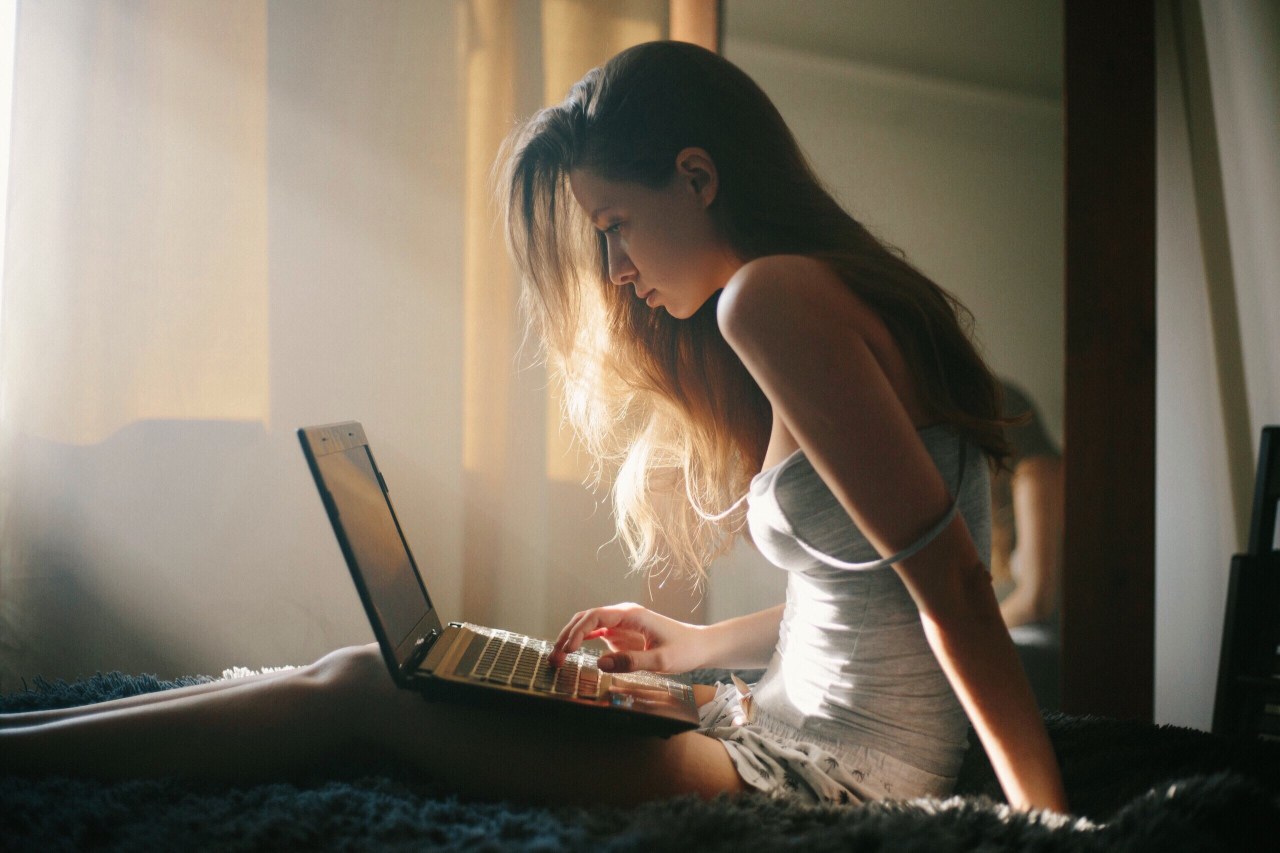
[298,421,701,737]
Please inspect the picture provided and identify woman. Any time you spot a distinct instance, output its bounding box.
[2,41,1066,813]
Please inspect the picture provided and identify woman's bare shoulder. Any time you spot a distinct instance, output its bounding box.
[717,254,927,426]
[717,254,880,343]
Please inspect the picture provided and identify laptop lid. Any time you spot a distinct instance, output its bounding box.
[298,422,444,679]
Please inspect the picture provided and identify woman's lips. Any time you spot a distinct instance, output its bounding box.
[637,288,656,304]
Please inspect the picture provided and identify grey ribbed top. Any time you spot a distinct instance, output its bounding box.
[745,425,991,777]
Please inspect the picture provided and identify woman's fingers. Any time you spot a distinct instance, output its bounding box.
[553,609,607,657]
[548,601,698,673]
[549,604,651,666]
[594,628,648,651]
[550,609,609,665]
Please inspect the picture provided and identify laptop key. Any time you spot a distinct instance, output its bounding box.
[532,657,556,692]
[511,644,539,689]
[489,639,521,684]
[470,635,501,681]
[553,661,579,694]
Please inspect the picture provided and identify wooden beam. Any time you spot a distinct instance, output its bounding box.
[1061,0,1156,720]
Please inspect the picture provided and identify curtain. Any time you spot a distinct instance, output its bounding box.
[1,1,270,446]
[460,0,696,638]
[0,0,678,688]
[1,0,284,686]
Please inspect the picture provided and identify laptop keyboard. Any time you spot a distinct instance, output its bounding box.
[457,625,602,699]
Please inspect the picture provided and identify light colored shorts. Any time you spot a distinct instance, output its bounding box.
[697,681,959,806]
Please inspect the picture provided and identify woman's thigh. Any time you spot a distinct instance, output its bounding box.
[337,650,747,806]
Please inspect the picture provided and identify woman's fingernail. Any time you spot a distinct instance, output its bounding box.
[598,657,615,672]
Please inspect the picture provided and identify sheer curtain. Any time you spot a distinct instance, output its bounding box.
[0,0,676,688]
[460,0,698,642]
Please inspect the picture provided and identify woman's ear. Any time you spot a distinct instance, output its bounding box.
[674,147,718,207]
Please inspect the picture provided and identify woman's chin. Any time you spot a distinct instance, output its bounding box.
[662,294,713,320]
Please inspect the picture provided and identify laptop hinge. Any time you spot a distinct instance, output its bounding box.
[403,628,441,675]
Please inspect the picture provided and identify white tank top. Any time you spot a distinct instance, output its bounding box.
[744,425,992,777]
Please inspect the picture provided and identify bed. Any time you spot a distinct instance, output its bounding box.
[3,669,1278,851]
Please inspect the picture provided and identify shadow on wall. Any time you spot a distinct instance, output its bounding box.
[0,419,374,690]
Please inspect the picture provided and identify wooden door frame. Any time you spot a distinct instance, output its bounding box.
[1061,0,1156,720]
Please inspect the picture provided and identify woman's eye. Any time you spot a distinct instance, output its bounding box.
[601,222,623,235]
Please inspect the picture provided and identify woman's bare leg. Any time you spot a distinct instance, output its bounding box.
[0,668,294,728]
[379,680,743,805]
[1,645,747,805]
[1,661,356,781]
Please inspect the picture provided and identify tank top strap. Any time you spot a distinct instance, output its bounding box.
[787,437,968,571]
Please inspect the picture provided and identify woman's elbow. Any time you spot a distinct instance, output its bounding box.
[916,560,1004,634]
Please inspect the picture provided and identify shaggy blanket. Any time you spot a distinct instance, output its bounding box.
[2,671,1279,851]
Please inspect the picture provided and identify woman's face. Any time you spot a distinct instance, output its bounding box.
[569,153,741,319]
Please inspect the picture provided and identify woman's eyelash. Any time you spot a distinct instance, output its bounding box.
[599,222,623,234]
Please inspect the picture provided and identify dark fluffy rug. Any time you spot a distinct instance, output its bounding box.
[3,671,1279,852]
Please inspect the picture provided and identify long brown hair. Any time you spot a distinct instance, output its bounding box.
[499,41,1008,585]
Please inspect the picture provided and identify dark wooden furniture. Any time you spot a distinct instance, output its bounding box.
[1214,426,1280,739]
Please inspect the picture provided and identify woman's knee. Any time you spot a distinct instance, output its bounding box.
[295,645,397,749]
[301,644,431,766]
[302,644,395,708]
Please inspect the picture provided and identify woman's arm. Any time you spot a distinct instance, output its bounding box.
[718,256,1067,812]
[912,551,1066,809]
[695,603,785,670]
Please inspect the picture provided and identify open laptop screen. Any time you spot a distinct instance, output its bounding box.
[309,437,432,652]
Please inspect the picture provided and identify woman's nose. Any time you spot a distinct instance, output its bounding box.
[607,246,637,287]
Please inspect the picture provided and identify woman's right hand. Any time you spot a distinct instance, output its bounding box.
[548,602,705,674]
